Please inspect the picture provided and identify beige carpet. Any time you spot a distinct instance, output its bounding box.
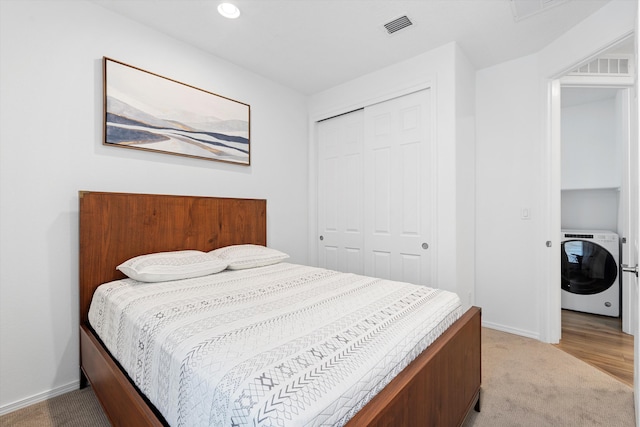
[463,328,635,427]
[1,328,635,426]
[0,387,109,426]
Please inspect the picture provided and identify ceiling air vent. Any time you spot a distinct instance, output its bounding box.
[384,15,413,35]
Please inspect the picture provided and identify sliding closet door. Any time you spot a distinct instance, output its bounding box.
[317,109,365,274]
[364,89,431,284]
[317,89,432,285]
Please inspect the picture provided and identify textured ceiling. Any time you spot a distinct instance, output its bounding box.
[91,0,618,94]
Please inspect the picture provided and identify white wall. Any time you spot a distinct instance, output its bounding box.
[476,0,636,340]
[538,0,637,79]
[562,96,621,190]
[0,0,309,412]
[308,42,476,308]
[476,53,542,337]
[561,189,620,231]
[561,94,622,233]
[455,45,477,307]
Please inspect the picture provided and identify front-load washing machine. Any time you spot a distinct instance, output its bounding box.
[561,230,619,317]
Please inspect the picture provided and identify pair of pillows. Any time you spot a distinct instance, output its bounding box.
[117,244,289,283]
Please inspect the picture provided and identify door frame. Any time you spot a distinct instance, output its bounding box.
[559,85,632,328]
[547,81,634,343]
[543,35,635,344]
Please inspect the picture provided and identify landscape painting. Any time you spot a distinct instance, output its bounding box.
[103,57,250,165]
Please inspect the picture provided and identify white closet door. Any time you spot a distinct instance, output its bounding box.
[317,109,365,274]
[317,89,432,284]
[364,89,431,285]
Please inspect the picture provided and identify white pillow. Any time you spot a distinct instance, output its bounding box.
[209,244,289,270]
[117,250,228,282]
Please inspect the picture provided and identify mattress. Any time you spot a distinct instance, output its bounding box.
[88,262,462,427]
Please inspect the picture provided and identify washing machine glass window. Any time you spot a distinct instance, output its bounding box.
[561,240,618,295]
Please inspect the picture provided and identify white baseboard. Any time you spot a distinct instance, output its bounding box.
[0,380,80,416]
[481,320,541,341]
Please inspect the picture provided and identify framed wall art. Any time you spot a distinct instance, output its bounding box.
[103,57,250,165]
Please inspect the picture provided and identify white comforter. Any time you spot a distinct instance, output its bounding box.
[88,262,462,427]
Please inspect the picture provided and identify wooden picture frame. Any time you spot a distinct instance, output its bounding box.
[103,57,251,165]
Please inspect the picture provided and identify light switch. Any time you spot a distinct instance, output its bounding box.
[521,208,531,220]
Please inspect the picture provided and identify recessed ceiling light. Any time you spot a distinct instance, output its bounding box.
[218,3,240,19]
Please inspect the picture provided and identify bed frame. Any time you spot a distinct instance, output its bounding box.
[79,191,481,427]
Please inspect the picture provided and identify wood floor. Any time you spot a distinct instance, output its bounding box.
[555,309,633,387]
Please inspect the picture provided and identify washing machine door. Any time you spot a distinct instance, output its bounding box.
[561,240,618,295]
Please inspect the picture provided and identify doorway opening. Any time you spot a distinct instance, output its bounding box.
[551,36,635,387]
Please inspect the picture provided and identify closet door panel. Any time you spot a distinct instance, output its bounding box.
[401,253,421,285]
[324,246,339,272]
[373,147,392,234]
[317,109,365,275]
[345,153,362,233]
[372,250,392,280]
[317,89,431,286]
[401,142,420,235]
[364,90,432,285]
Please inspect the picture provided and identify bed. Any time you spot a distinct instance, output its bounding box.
[79,191,481,426]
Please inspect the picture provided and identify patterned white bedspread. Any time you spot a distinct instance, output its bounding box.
[88,262,462,427]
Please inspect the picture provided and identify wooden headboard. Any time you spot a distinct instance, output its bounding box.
[79,191,267,324]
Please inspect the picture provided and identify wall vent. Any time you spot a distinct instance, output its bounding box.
[567,55,633,77]
[384,15,413,34]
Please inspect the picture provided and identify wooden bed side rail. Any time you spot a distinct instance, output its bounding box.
[80,325,167,427]
[345,306,482,427]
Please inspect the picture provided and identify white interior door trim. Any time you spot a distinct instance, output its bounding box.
[546,82,634,343]
[541,33,636,344]
[618,87,634,335]
[542,79,563,344]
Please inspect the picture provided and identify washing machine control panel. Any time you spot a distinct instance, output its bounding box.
[563,232,618,243]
